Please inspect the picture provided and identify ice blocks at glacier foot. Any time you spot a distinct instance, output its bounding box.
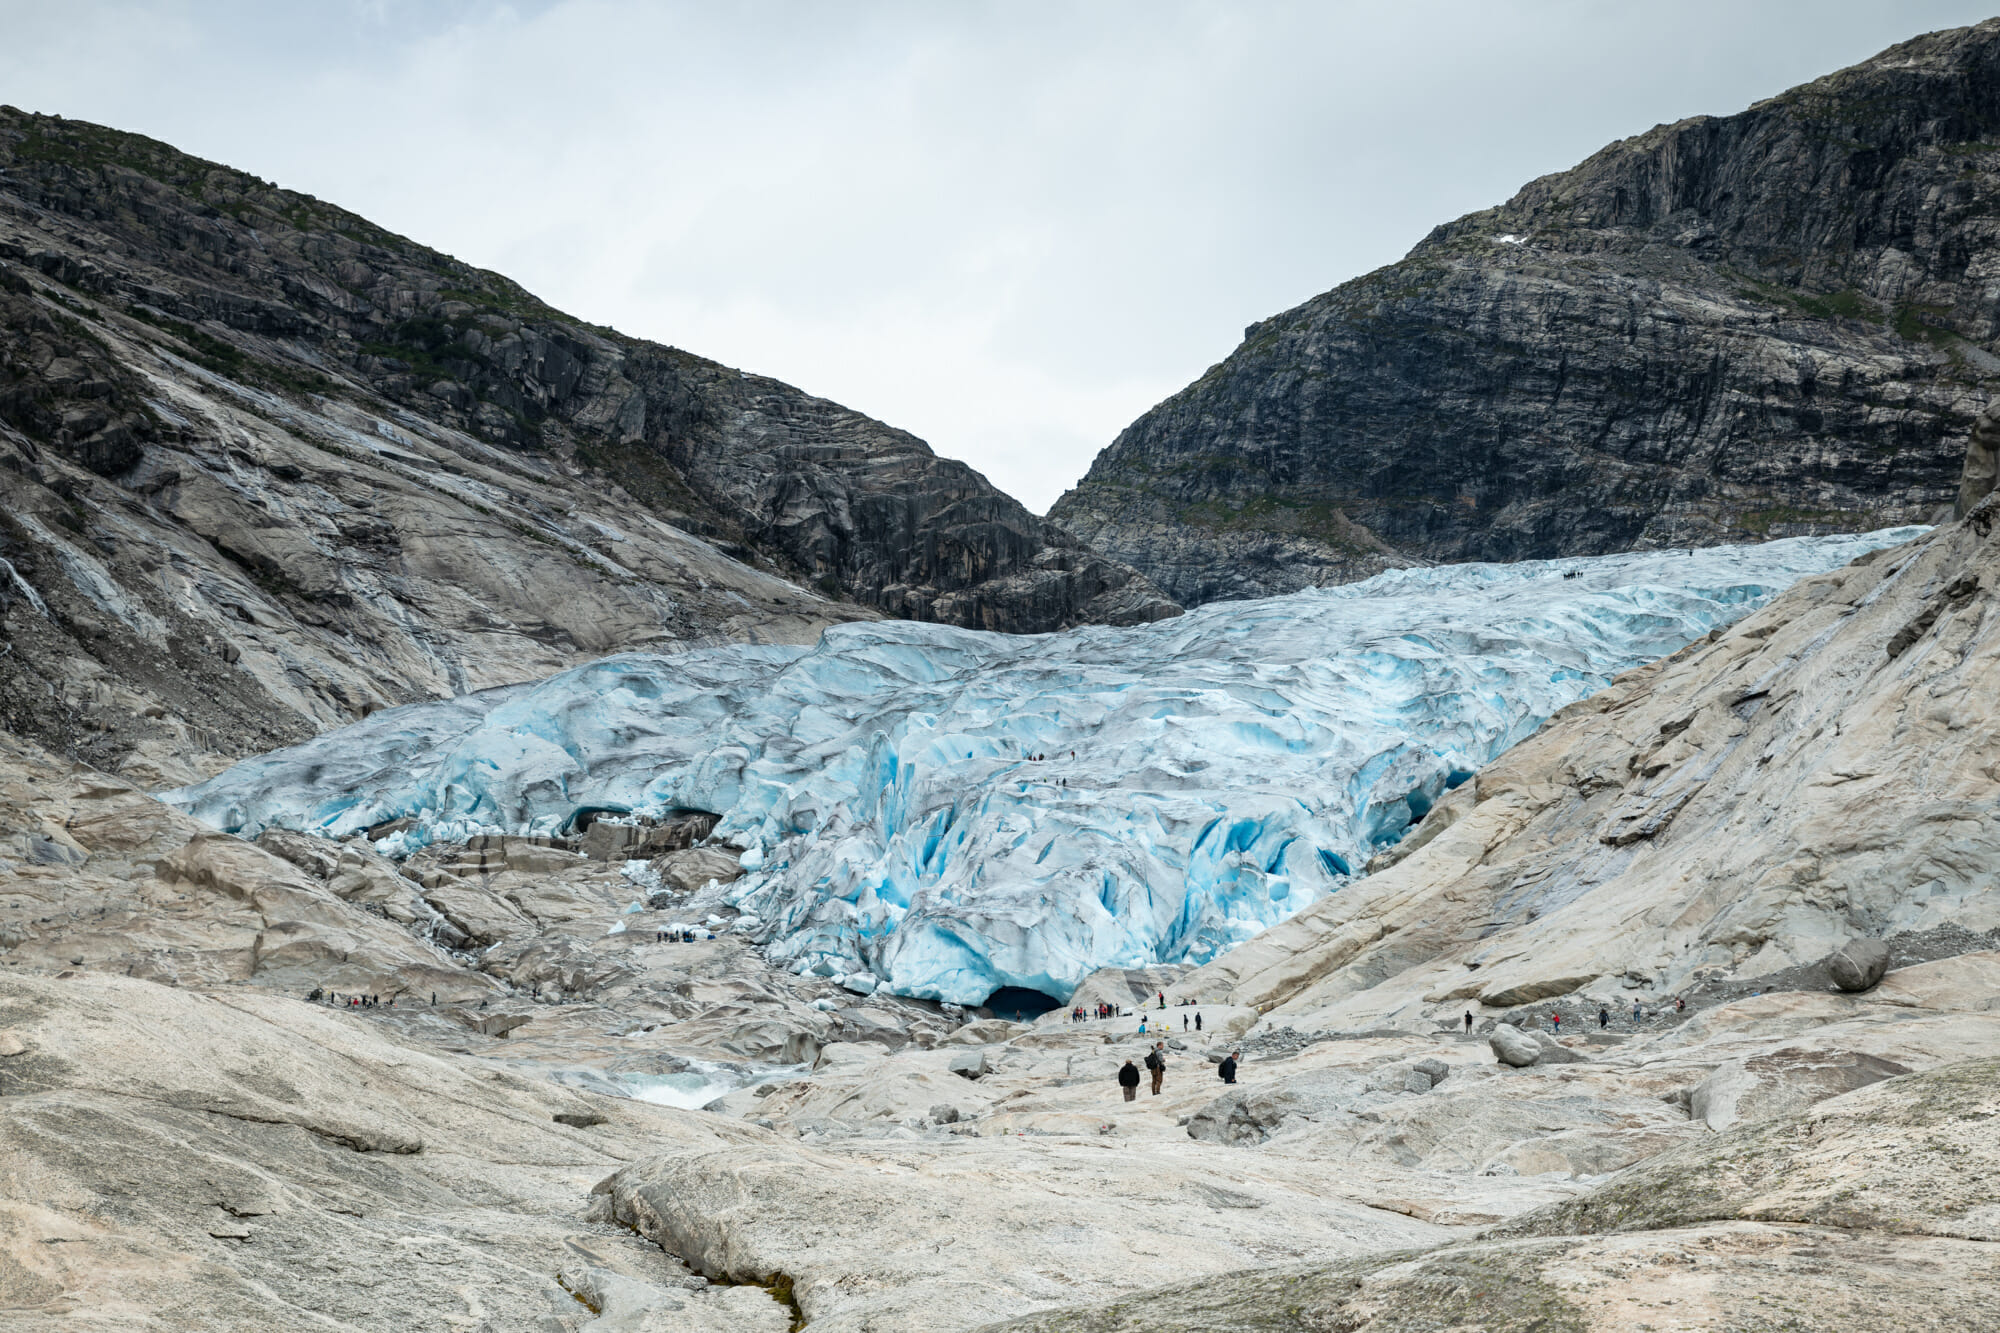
[165,528,1925,1003]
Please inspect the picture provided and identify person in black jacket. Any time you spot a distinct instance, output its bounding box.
[1218,1052,1239,1084]
[1117,1059,1141,1101]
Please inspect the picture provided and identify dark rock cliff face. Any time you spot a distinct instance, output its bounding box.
[1051,21,2000,607]
[0,107,1174,634]
[0,109,1176,780]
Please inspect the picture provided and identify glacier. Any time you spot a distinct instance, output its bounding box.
[163,529,1924,1005]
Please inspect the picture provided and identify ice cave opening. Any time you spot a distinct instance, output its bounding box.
[984,987,1064,1022]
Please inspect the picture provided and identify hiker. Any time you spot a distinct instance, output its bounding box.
[1218,1051,1239,1085]
[1195,1012,1202,1032]
[1182,1013,1188,1031]
[1139,1016,1148,1036]
[1550,1011,1561,1034]
[1632,1000,1643,1023]
[1146,1042,1167,1095]
[1675,996,1686,1014]
[1598,1006,1610,1029]
[1158,991,1165,1010]
[1118,1059,1140,1102]
[1463,1011,1473,1034]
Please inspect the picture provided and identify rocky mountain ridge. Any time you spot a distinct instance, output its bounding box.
[0,107,1175,781]
[1052,20,2000,605]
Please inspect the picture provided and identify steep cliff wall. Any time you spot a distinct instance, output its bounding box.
[1052,21,2000,605]
[0,109,1174,779]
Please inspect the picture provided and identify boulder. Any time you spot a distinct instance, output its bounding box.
[503,840,587,875]
[650,846,745,893]
[929,1104,961,1124]
[582,813,725,862]
[553,1112,607,1128]
[1828,937,1891,992]
[1365,1057,1450,1095]
[365,817,417,842]
[948,1050,989,1080]
[1185,1068,1372,1145]
[580,820,646,862]
[1488,1024,1542,1068]
[1529,1032,1590,1065]
[464,1010,535,1038]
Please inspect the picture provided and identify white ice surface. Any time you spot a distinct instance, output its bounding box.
[164,529,1923,1004]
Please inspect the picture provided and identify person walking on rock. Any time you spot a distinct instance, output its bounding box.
[1195,1012,1203,1032]
[1146,1042,1167,1095]
[1598,1005,1610,1029]
[1464,1011,1473,1034]
[1550,1010,1561,1035]
[1632,1000,1643,1024]
[1118,1059,1140,1102]
[1218,1051,1239,1085]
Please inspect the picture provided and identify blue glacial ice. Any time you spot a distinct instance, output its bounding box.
[163,529,1924,1005]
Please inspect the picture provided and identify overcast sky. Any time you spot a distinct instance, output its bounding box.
[3,2,1992,512]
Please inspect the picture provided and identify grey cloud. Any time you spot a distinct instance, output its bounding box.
[0,0,1989,510]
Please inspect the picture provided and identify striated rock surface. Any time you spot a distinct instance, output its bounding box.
[1189,497,2000,1035]
[985,1060,2000,1333]
[7,690,2000,1328]
[1052,22,2000,606]
[0,107,1174,779]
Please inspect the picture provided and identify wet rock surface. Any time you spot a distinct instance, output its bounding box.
[1051,22,2000,607]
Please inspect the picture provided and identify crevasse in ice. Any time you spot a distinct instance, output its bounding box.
[163,529,1923,1004]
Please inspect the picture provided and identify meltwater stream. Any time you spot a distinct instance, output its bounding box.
[165,529,1923,1004]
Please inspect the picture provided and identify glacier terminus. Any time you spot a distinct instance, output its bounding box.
[165,529,1924,1006]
